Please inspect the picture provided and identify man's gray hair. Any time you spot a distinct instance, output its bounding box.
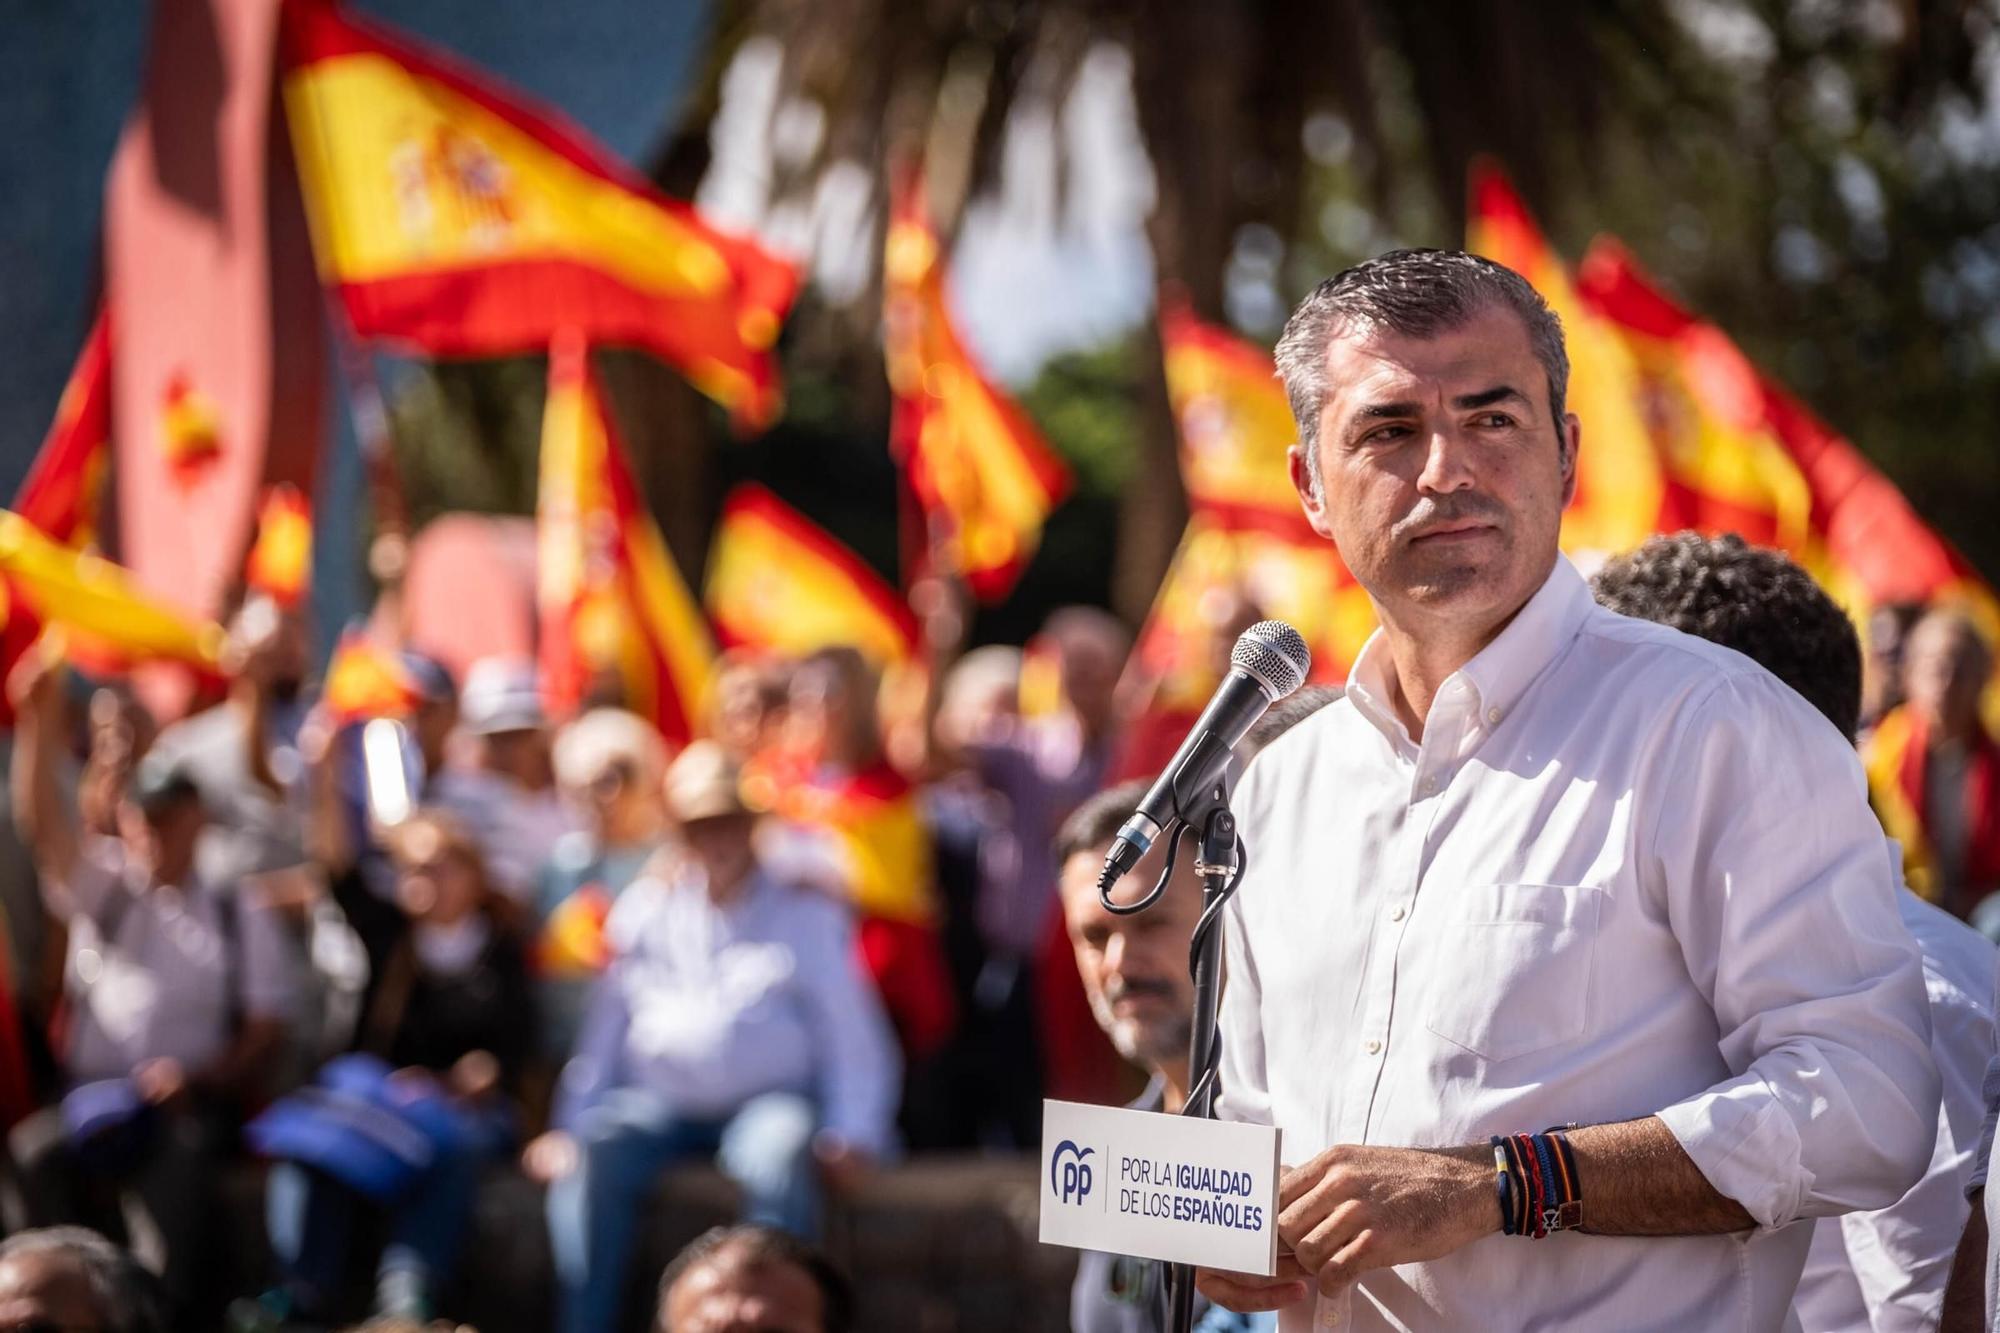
[1273,249,1570,497]
[0,1227,166,1333]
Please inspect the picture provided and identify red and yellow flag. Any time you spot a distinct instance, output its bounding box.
[1137,305,1373,714]
[705,485,919,667]
[1161,298,1307,530]
[0,512,224,672]
[1467,162,1663,560]
[537,331,714,743]
[16,308,111,550]
[322,626,420,725]
[280,0,799,429]
[245,484,314,610]
[883,173,1069,600]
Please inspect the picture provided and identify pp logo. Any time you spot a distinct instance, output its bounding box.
[1050,1140,1095,1205]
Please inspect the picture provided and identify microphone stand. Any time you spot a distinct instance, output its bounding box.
[1165,786,1238,1333]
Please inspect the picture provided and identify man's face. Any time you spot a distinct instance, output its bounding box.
[1904,621,1989,736]
[682,814,757,891]
[1290,305,1577,639]
[660,1254,824,1333]
[0,1252,109,1332]
[1058,845,1199,1067]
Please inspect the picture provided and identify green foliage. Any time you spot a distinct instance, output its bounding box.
[384,356,546,531]
[1016,338,1145,497]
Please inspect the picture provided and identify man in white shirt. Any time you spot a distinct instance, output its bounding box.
[1199,249,1940,1331]
[1592,531,1997,1332]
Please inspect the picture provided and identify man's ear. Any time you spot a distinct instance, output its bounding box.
[1559,414,1581,507]
[1288,443,1338,543]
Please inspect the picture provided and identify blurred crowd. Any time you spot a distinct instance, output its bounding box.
[0,557,1996,1332]
[0,580,1154,1331]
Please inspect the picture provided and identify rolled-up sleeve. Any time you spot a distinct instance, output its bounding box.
[1649,674,1939,1229]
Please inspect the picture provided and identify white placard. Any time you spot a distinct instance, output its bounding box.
[1039,1098,1282,1275]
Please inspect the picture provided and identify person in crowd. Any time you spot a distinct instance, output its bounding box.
[777,647,956,1060]
[654,1224,853,1333]
[1593,530,1997,1333]
[0,1226,167,1333]
[904,645,1042,1150]
[241,811,532,1328]
[1055,780,1276,1333]
[1864,608,2000,923]
[528,740,898,1333]
[454,657,577,904]
[8,652,302,1323]
[926,607,1131,1108]
[393,654,513,873]
[1862,603,1924,736]
[533,707,669,1062]
[1200,249,1936,1329]
[145,591,313,887]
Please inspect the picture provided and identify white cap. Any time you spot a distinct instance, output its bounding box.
[460,657,546,736]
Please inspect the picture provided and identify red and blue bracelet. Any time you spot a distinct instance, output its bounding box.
[1490,1127,1582,1238]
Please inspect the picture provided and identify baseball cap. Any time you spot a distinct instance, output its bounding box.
[460,657,546,736]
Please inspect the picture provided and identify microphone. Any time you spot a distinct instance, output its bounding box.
[1102,620,1311,888]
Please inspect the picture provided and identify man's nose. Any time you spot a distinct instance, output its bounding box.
[1101,930,1129,979]
[1415,426,1477,493]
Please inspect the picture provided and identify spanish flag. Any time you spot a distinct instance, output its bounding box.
[1140,305,1374,700]
[16,307,111,550]
[1161,298,1308,531]
[244,484,314,610]
[537,331,714,743]
[279,0,799,429]
[1466,162,1663,560]
[883,173,1069,600]
[780,760,955,1056]
[705,485,919,666]
[0,513,224,672]
[321,626,420,725]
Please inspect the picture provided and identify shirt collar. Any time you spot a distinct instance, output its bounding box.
[1344,555,1594,746]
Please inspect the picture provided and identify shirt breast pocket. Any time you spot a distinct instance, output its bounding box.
[1419,882,1600,1063]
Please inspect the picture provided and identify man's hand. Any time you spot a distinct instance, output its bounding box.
[1194,1254,1312,1313]
[1276,1143,1493,1297]
[522,1130,579,1184]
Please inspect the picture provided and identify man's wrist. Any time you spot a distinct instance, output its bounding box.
[1445,1144,1501,1240]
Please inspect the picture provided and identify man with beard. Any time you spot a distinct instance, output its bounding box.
[1054,780,1276,1333]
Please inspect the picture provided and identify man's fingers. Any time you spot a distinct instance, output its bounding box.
[1290,1198,1364,1278]
[1194,1267,1311,1313]
[1316,1227,1379,1296]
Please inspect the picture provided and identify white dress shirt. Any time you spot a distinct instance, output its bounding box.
[1792,891,1995,1331]
[1217,556,1939,1332]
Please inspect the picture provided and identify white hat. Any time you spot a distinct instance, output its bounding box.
[460,657,546,736]
[664,741,751,824]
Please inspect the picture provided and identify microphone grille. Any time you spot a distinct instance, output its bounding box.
[1232,621,1312,699]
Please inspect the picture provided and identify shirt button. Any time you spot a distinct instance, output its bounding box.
[1421,776,1438,794]
[1389,904,1406,922]
[1363,1038,1382,1055]
[1487,707,1502,724]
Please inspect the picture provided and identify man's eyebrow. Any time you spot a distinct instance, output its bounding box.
[1451,385,1531,411]
[1354,400,1422,420]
